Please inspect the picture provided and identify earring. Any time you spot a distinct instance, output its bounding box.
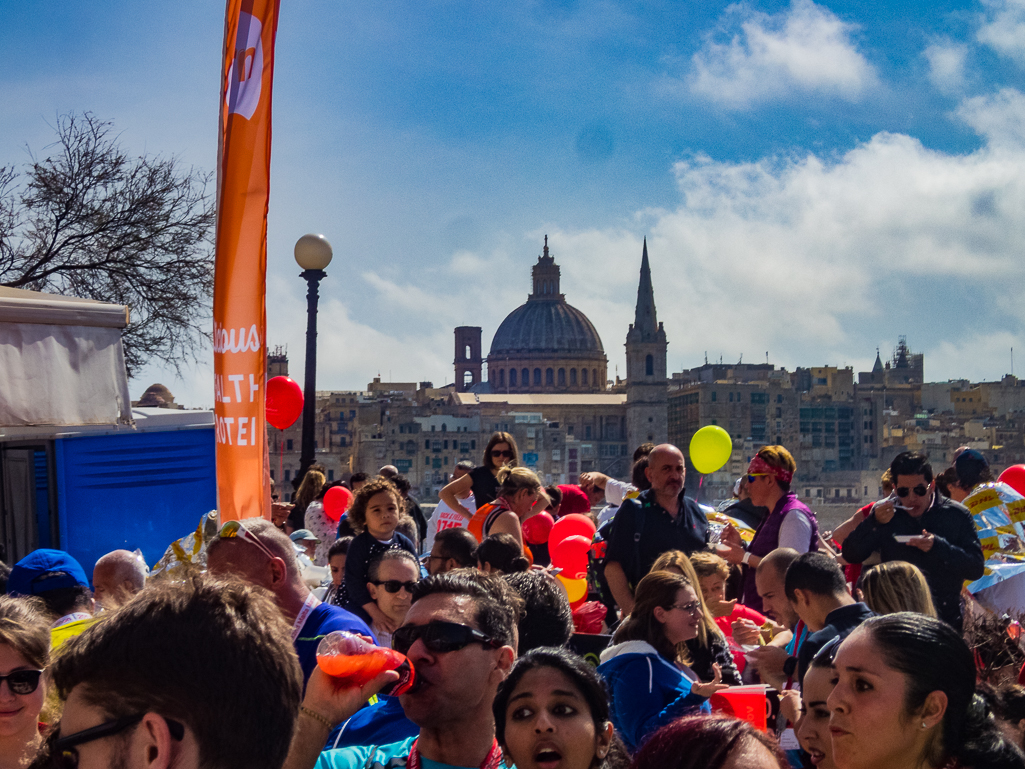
[921,722,928,729]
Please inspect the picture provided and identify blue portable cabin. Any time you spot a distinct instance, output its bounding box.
[0,408,216,577]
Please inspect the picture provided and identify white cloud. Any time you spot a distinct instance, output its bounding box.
[957,88,1025,148]
[687,0,878,109]
[977,0,1025,64]
[138,87,1025,407]
[924,41,968,94]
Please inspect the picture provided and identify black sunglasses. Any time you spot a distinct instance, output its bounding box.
[812,635,842,666]
[895,484,929,498]
[491,450,513,458]
[392,620,500,655]
[49,713,185,768]
[0,669,43,695]
[372,579,417,594]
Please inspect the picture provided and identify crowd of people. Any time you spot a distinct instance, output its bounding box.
[0,434,1023,769]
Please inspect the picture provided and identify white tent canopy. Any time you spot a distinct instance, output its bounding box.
[0,286,132,427]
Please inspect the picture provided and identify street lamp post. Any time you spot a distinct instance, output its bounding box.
[294,233,333,486]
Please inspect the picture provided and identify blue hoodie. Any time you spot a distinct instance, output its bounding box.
[596,640,711,753]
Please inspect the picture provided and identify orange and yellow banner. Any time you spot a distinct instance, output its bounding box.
[212,0,281,521]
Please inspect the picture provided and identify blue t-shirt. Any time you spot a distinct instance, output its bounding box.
[330,696,418,750]
[296,602,376,685]
[316,738,501,769]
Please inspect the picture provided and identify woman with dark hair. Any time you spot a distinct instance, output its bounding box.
[596,571,729,752]
[439,431,520,517]
[476,534,530,575]
[828,612,1025,769]
[288,468,326,534]
[0,596,50,768]
[650,550,742,686]
[796,641,840,769]
[632,714,788,769]
[494,648,629,769]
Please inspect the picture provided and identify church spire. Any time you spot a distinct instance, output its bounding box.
[631,238,659,340]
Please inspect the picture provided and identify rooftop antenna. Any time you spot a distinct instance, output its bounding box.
[705,351,708,365]
[739,353,743,364]
[1013,347,1015,378]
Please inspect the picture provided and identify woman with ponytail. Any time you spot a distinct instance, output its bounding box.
[828,612,1025,769]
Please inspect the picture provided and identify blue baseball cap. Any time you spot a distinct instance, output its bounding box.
[8,550,90,597]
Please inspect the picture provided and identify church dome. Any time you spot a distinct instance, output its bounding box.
[488,238,604,358]
[489,300,604,357]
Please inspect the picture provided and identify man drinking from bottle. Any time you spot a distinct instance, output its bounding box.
[283,570,521,769]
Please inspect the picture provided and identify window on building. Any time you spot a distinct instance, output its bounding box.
[425,439,430,449]
[328,470,335,481]
[285,469,291,481]
[444,456,449,465]
[711,392,717,402]
[471,440,476,449]
[534,368,542,385]
[570,368,577,385]
[286,439,293,450]
[509,368,517,387]
[581,369,588,385]
[585,425,592,439]
[558,368,566,386]
[521,368,529,386]
[350,410,356,418]
[592,369,598,386]
[270,469,275,480]
[499,369,505,388]
[546,368,554,386]
[645,355,654,376]
[465,345,471,360]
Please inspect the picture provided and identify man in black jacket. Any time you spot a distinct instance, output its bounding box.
[603,444,709,615]
[842,451,984,630]
[785,552,874,682]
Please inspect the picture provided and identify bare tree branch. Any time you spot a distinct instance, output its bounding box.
[0,113,214,377]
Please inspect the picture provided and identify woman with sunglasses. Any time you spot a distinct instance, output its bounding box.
[366,549,420,649]
[716,446,818,615]
[439,432,520,521]
[0,596,50,769]
[841,451,984,631]
[493,648,629,769]
[467,467,543,553]
[828,613,1024,769]
[596,571,729,753]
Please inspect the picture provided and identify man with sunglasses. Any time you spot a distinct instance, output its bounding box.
[283,571,520,769]
[842,451,984,630]
[206,518,374,685]
[366,549,420,648]
[39,574,301,769]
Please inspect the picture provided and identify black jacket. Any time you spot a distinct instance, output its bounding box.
[842,495,984,628]
[797,602,875,682]
[605,489,709,586]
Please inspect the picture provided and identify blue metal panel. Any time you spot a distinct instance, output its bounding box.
[55,429,216,578]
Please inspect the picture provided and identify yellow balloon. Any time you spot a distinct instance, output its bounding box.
[557,575,588,603]
[689,425,733,475]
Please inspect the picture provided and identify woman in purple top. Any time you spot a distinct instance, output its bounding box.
[717,446,818,613]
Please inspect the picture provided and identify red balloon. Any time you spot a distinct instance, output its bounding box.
[523,511,555,545]
[323,486,354,522]
[551,535,591,580]
[549,514,596,552]
[266,376,304,430]
[999,465,1025,497]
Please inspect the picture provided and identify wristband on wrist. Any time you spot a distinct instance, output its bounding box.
[742,551,752,565]
[299,706,334,730]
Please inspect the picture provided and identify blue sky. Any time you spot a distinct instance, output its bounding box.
[3,0,1024,408]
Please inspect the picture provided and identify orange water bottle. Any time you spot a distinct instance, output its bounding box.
[316,631,416,696]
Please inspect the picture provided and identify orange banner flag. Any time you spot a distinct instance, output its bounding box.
[213,0,281,521]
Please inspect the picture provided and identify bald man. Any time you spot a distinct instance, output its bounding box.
[205,518,374,684]
[603,444,709,614]
[92,549,147,610]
